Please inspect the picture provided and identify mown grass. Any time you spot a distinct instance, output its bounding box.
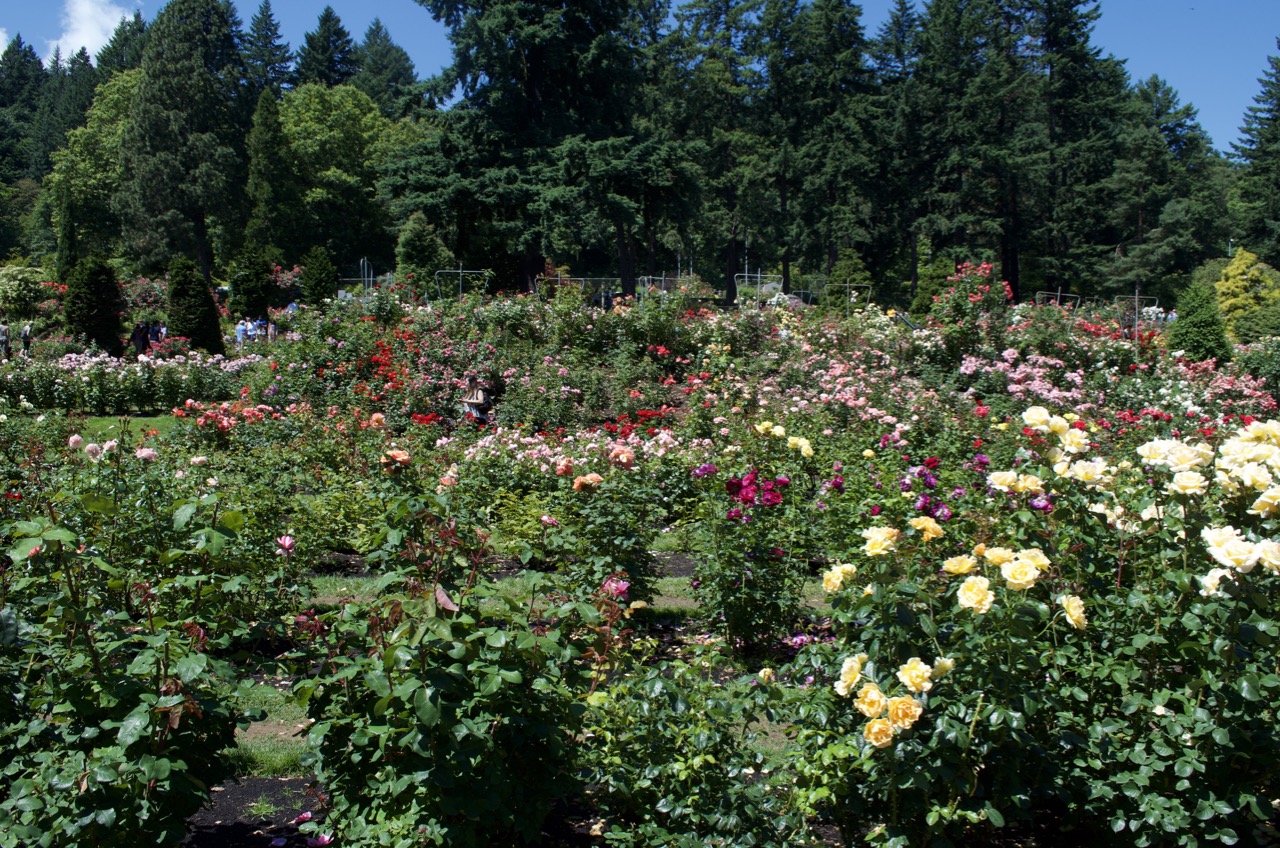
[77,414,181,442]
[227,677,308,777]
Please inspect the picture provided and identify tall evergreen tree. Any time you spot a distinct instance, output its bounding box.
[95,12,149,75]
[296,7,358,87]
[116,0,245,281]
[0,35,46,184]
[63,255,124,355]
[244,0,294,98]
[244,88,303,259]
[166,256,225,354]
[1235,36,1280,265]
[26,47,101,178]
[1166,276,1232,363]
[350,19,418,117]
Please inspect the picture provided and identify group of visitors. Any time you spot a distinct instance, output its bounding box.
[0,317,34,360]
[235,316,277,349]
[129,320,166,356]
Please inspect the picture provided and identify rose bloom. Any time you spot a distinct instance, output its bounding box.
[555,457,574,476]
[982,546,1014,566]
[1047,415,1069,436]
[1255,539,1280,573]
[135,447,158,462]
[822,563,858,593]
[886,696,924,731]
[864,718,895,749]
[609,445,635,468]
[942,554,976,575]
[573,472,605,492]
[854,683,887,718]
[1168,471,1208,496]
[1199,568,1235,598]
[1060,594,1087,629]
[68,434,83,449]
[896,657,933,694]
[84,443,102,461]
[754,420,774,436]
[986,470,1018,492]
[932,657,955,678]
[380,449,411,471]
[861,526,900,556]
[834,653,868,697]
[757,667,776,684]
[1201,526,1241,548]
[771,424,786,439]
[1013,474,1044,494]
[1001,557,1040,590]
[958,575,995,614]
[909,516,943,541]
[369,413,386,428]
[1015,548,1050,569]
[1022,406,1051,431]
[1059,428,1089,454]
[1208,539,1260,574]
[190,455,209,466]
[1248,488,1280,517]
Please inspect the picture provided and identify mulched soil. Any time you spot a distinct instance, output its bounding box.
[182,777,316,848]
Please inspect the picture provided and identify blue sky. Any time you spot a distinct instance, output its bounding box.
[2,0,1278,152]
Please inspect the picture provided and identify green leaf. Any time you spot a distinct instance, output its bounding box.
[174,653,207,683]
[414,688,440,727]
[217,510,245,534]
[41,527,77,544]
[117,706,151,748]
[0,609,17,648]
[173,502,198,530]
[81,493,118,515]
[985,804,1005,828]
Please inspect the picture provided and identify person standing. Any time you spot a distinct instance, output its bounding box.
[0,318,10,360]
[20,322,32,357]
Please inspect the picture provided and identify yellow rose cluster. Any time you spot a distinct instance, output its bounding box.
[834,654,954,749]
[944,543,1081,623]
[861,526,900,557]
[822,562,859,593]
[754,419,787,439]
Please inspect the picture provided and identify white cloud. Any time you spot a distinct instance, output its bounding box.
[47,0,133,61]
[0,29,10,49]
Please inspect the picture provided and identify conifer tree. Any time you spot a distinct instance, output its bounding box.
[1235,37,1280,265]
[0,34,46,183]
[299,245,337,305]
[63,255,123,355]
[296,7,358,87]
[95,12,149,75]
[166,257,225,354]
[244,89,302,258]
[350,20,418,117]
[1167,278,1232,363]
[116,0,244,280]
[244,0,294,98]
[396,212,454,294]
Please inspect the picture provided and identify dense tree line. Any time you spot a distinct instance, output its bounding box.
[1,0,1279,305]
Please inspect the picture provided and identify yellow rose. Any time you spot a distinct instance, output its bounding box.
[788,436,802,451]
[1168,471,1208,496]
[854,683,887,718]
[1199,568,1235,598]
[1208,539,1259,574]
[1001,557,1040,590]
[800,438,814,458]
[834,653,869,697]
[886,696,924,730]
[909,516,944,541]
[1048,415,1069,436]
[861,526,900,557]
[1059,428,1089,454]
[958,575,994,614]
[1022,406,1051,431]
[1165,443,1207,472]
[932,657,955,678]
[1248,488,1280,517]
[1255,539,1280,574]
[754,420,773,436]
[863,449,876,458]
[896,657,933,694]
[1013,474,1044,494]
[1233,462,1273,491]
[986,471,1018,492]
[1059,594,1087,629]
[822,563,859,593]
[758,668,776,684]
[771,425,786,439]
[1201,526,1241,548]
[995,422,1010,431]
[942,554,976,575]
[863,718,895,749]
[1014,548,1050,569]
[982,546,1014,566]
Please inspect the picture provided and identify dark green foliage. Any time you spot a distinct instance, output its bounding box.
[1234,38,1280,265]
[63,255,123,354]
[1232,302,1280,344]
[244,89,302,259]
[116,0,245,281]
[244,0,294,98]
[299,245,337,305]
[1166,278,1232,363]
[25,47,99,180]
[395,212,453,295]
[0,35,46,184]
[296,6,358,87]
[94,12,149,75]
[167,257,225,355]
[226,246,279,318]
[350,19,418,117]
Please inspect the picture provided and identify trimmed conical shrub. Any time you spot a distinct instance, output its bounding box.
[64,255,124,355]
[167,257,225,355]
[1166,278,1232,363]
